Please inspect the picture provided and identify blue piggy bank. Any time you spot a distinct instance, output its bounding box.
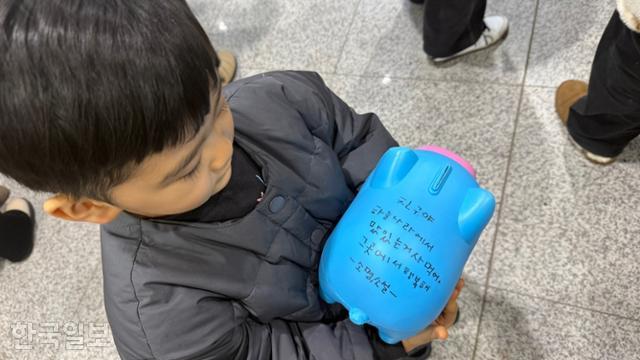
[319,146,495,344]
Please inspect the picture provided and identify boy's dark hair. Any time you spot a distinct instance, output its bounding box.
[0,0,220,201]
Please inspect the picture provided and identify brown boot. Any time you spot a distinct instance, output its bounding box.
[555,80,615,165]
[217,50,237,87]
[555,80,588,124]
[0,185,9,207]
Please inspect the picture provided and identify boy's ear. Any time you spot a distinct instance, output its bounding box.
[43,194,122,224]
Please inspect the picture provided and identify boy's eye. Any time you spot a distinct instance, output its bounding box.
[181,165,201,181]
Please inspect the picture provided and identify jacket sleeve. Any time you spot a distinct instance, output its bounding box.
[183,312,432,360]
[265,71,399,191]
[113,279,430,360]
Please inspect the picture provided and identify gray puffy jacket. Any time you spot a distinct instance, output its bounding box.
[101,71,423,359]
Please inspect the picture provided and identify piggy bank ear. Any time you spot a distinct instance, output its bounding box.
[370,147,419,189]
[458,187,496,245]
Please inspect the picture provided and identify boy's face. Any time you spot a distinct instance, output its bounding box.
[111,88,235,218]
[44,87,235,222]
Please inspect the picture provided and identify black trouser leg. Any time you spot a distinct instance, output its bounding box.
[567,12,640,157]
[422,0,487,57]
[0,210,34,262]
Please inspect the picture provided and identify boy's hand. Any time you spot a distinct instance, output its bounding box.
[401,278,465,353]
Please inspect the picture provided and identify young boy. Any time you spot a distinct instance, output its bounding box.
[0,1,460,359]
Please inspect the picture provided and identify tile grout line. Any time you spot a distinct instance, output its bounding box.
[243,66,526,88]
[523,84,557,89]
[332,72,524,87]
[470,0,541,358]
[332,0,364,75]
[487,285,640,323]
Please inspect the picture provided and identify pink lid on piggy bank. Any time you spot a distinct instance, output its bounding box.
[417,145,476,178]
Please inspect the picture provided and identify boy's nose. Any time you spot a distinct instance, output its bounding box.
[208,151,232,172]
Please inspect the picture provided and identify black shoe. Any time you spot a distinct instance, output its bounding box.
[0,198,35,262]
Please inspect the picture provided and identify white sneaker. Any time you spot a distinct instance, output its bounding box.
[584,151,616,165]
[431,16,509,63]
[567,135,616,165]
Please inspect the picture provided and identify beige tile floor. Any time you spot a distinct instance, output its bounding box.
[1,0,639,359]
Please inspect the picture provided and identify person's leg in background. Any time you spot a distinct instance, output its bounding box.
[0,185,35,262]
[555,9,640,164]
[423,0,486,57]
[412,0,508,62]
